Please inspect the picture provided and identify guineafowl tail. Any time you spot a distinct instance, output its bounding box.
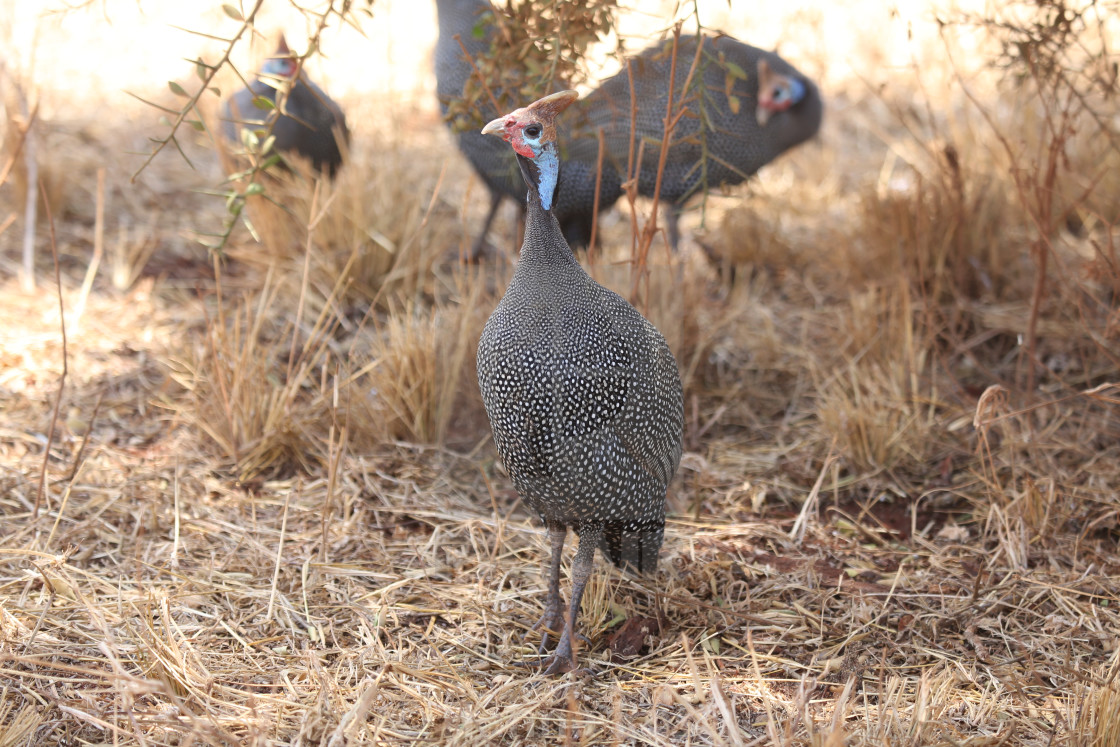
[598,520,665,576]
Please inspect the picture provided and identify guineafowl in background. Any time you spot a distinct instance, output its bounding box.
[434,0,621,258]
[221,35,349,178]
[584,34,823,248]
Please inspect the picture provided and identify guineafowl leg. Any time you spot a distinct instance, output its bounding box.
[524,522,567,654]
[466,190,504,262]
[665,205,683,252]
[542,524,602,675]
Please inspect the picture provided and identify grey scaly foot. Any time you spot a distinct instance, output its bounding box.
[538,525,600,675]
[515,522,566,661]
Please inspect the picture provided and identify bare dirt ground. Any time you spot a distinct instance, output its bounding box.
[1,0,1119,744]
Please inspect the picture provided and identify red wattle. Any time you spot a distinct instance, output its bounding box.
[512,140,535,159]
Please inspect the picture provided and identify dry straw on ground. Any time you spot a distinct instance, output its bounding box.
[1,0,1119,744]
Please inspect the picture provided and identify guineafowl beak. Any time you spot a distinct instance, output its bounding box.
[481,117,507,137]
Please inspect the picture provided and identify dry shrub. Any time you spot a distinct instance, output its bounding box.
[0,115,82,225]
[444,0,620,130]
[0,64,69,213]
[816,365,928,474]
[940,0,1120,390]
[347,292,486,446]
[166,267,338,482]
[813,283,941,474]
[855,146,1021,301]
[218,127,456,315]
[166,256,484,478]
[0,692,41,747]
[967,382,1120,565]
[696,126,833,287]
[805,0,1120,408]
[1068,667,1120,747]
[702,200,811,281]
[976,472,1106,571]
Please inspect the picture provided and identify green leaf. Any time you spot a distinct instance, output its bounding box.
[222,4,244,21]
[245,182,265,196]
[187,119,204,132]
[209,87,222,98]
[724,60,748,80]
[251,95,276,111]
[195,60,207,80]
[168,80,189,98]
[607,604,628,627]
[728,95,741,115]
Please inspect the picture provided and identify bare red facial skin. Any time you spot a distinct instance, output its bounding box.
[510,134,534,158]
[758,85,788,113]
[497,117,534,158]
[761,97,792,113]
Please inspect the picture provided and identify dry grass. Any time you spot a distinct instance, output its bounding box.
[2,0,1120,744]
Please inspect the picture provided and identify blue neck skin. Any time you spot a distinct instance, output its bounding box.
[517,143,559,211]
[534,145,559,211]
[513,142,580,266]
[788,77,806,104]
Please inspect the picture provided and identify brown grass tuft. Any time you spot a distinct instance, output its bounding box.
[166,265,335,482]
[350,291,487,445]
[217,126,458,314]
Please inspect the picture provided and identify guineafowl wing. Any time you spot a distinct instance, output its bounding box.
[613,328,684,487]
[548,289,683,492]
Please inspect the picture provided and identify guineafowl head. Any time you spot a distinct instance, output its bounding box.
[260,35,299,81]
[755,58,820,129]
[480,89,579,211]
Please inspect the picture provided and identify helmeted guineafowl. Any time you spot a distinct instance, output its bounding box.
[583,33,823,248]
[221,35,349,177]
[434,0,621,259]
[477,90,684,674]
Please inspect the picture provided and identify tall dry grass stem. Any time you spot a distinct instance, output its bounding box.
[33,180,65,520]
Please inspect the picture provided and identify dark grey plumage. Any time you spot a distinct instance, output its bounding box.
[434,0,620,256]
[434,0,822,255]
[476,91,683,674]
[221,37,349,177]
[584,34,823,247]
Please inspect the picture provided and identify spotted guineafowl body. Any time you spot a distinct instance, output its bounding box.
[477,91,683,674]
[478,214,682,572]
[221,38,349,177]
